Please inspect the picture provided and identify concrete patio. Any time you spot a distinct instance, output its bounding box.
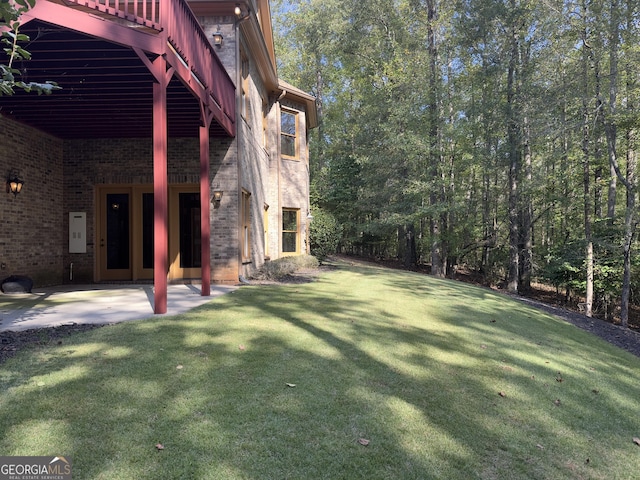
[0,283,238,332]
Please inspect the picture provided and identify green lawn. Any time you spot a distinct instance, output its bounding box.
[1,260,639,479]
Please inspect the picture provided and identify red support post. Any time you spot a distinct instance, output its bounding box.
[153,79,169,314]
[200,122,211,297]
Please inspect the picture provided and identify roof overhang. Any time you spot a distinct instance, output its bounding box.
[278,79,318,130]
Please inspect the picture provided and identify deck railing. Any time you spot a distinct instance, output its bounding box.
[69,0,161,29]
[66,0,235,125]
[164,0,235,120]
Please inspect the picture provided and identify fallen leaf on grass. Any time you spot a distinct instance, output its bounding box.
[498,391,506,397]
[286,383,296,388]
[358,438,370,446]
[554,399,561,406]
[155,443,164,450]
[176,365,183,370]
[633,437,640,446]
[238,344,246,351]
[536,444,545,450]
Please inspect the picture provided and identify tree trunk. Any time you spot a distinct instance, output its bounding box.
[426,0,444,278]
[620,0,637,327]
[581,16,594,317]
[404,223,417,269]
[519,114,533,293]
[506,7,520,294]
[605,0,619,225]
[621,131,636,327]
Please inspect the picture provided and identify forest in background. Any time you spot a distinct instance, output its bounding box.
[271,0,640,328]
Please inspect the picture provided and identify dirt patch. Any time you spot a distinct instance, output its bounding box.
[507,294,640,358]
[0,323,106,365]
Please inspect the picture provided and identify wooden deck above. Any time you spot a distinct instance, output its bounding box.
[0,0,236,139]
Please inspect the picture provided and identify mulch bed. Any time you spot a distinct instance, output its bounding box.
[0,323,106,365]
[508,295,640,358]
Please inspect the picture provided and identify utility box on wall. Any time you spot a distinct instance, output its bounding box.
[69,212,87,253]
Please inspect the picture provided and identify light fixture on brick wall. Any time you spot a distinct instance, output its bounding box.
[212,190,223,206]
[212,27,224,47]
[6,173,24,197]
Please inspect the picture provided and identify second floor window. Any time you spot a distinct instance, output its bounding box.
[281,110,297,159]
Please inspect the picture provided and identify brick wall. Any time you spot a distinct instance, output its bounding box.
[0,117,65,286]
[0,10,312,288]
[270,99,312,257]
[63,136,239,283]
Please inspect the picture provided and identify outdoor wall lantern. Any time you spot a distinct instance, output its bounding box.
[212,190,223,205]
[6,174,24,197]
[212,28,224,47]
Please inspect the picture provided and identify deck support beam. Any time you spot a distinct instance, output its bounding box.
[138,48,175,315]
[199,105,213,297]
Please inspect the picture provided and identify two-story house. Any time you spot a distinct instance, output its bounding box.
[0,0,317,312]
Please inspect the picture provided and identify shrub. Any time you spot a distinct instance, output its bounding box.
[252,255,319,280]
[309,208,342,261]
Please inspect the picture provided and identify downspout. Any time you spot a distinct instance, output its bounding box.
[235,7,251,277]
[276,97,283,256]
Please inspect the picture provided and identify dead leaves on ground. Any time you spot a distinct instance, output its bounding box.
[633,437,640,447]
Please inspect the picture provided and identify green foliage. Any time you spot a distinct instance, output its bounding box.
[251,254,319,280]
[273,0,640,316]
[1,0,60,95]
[540,241,586,293]
[308,207,342,261]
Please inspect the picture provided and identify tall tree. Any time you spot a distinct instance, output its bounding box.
[272,0,640,328]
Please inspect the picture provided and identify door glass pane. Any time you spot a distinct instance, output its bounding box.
[106,193,129,269]
[142,193,154,269]
[179,193,201,268]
